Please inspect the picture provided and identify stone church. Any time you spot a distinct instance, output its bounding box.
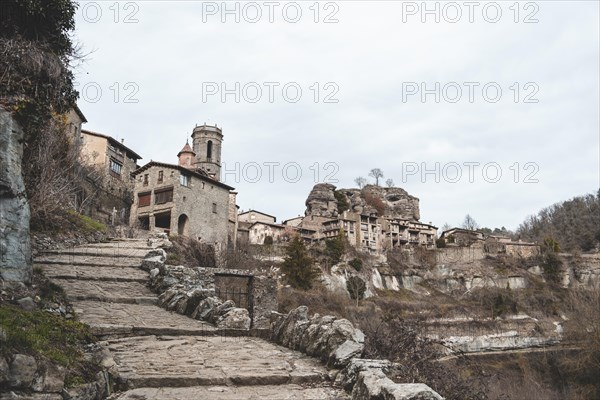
[130,124,238,249]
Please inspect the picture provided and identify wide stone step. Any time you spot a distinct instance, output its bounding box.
[35,254,142,268]
[37,264,148,282]
[105,336,329,390]
[40,247,149,259]
[109,384,349,399]
[52,279,156,304]
[72,301,217,338]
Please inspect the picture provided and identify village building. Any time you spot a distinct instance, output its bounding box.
[66,105,87,142]
[282,216,304,227]
[238,210,277,224]
[129,124,237,249]
[78,129,142,224]
[440,228,485,246]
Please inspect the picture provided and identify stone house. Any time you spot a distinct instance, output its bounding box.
[440,228,485,247]
[130,161,234,247]
[238,210,277,224]
[66,105,87,142]
[129,124,237,249]
[282,216,304,227]
[78,129,142,224]
[246,221,287,245]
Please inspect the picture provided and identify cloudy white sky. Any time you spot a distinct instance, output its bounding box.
[72,0,599,230]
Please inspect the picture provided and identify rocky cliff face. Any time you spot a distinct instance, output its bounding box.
[305,183,420,220]
[0,108,32,283]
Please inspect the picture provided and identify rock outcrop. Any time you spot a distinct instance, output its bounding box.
[0,108,32,283]
[305,183,420,220]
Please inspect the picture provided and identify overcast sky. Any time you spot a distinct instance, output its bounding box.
[72,0,599,230]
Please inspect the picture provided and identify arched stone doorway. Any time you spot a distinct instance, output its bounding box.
[177,214,190,237]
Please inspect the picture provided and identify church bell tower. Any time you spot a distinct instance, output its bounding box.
[191,123,223,181]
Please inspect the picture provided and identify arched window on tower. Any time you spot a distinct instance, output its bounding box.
[207,140,213,160]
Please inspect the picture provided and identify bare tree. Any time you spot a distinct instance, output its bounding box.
[385,178,394,188]
[461,214,479,231]
[369,168,384,186]
[354,176,367,189]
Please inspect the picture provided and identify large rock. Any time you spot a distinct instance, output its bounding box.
[8,354,37,388]
[0,108,32,283]
[216,308,251,330]
[304,183,420,220]
[31,361,65,392]
[305,183,339,217]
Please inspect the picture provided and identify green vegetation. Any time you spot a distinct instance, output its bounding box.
[66,210,107,233]
[348,257,363,271]
[264,235,274,245]
[435,238,446,248]
[334,190,350,214]
[0,305,95,367]
[325,230,346,265]
[281,235,320,290]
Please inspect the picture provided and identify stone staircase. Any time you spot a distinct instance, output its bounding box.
[35,239,347,399]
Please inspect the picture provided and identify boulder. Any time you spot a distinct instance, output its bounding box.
[217,308,251,330]
[338,358,392,391]
[16,297,36,311]
[31,361,65,392]
[8,354,37,388]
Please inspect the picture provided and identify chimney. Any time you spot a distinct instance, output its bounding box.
[121,139,124,144]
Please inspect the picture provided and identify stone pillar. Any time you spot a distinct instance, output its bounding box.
[0,108,32,283]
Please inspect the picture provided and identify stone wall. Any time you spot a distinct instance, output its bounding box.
[435,245,486,264]
[270,306,365,368]
[0,108,32,283]
[143,250,277,330]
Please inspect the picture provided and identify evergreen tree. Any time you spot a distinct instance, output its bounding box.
[281,235,320,290]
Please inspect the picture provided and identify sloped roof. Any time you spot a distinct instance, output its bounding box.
[81,129,142,160]
[177,141,195,156]
[132,161,234,191]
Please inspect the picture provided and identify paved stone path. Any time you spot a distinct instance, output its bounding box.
[35,239,347,399]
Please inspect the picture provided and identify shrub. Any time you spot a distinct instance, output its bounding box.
[264,235,274,245]
[541,251,562,283]
[349,257,363,271]
[334,190,350,214]
[347,276,366,305]
[436,238,446,248]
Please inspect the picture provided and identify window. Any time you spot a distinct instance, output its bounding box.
[143,174,149,186]
[212,202,217,213]
[180,174,189,187]
[110,159,122,176]
[138,192,151,207]
[158,170,163,183]
[207,140,213,160]
[155,188,173,205]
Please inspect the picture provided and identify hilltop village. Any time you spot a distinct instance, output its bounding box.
[68,112,539,259]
